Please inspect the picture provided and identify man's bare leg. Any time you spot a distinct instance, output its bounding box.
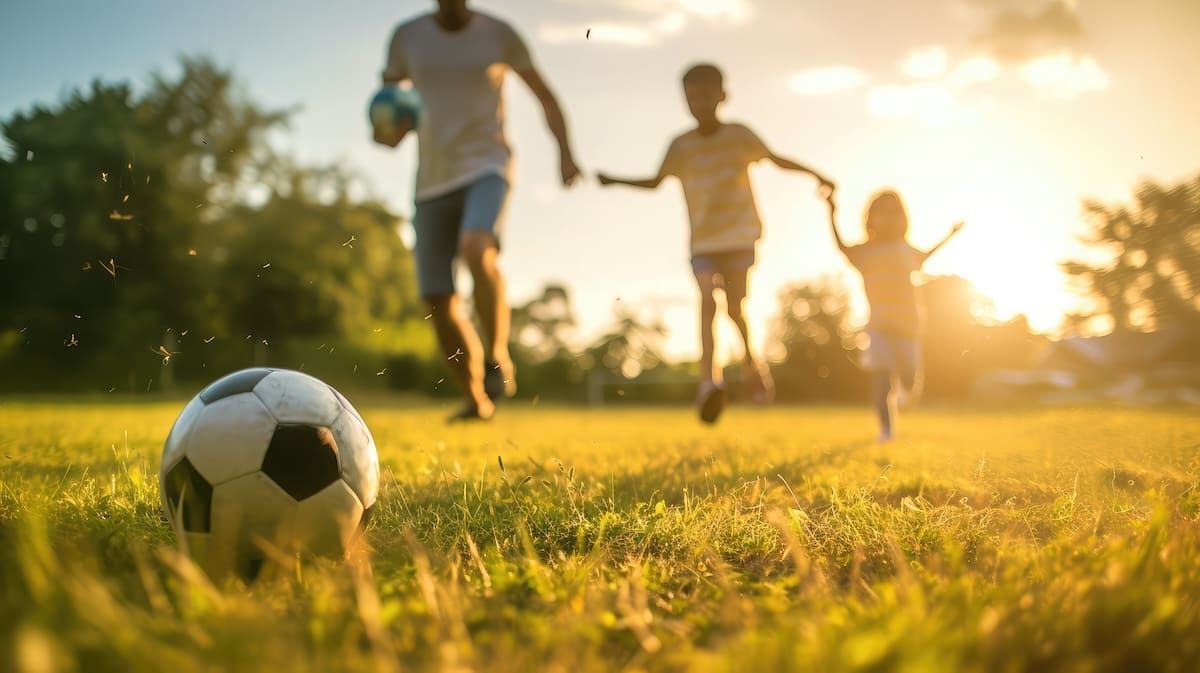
[461,231,516,399]
[426,294,494,420]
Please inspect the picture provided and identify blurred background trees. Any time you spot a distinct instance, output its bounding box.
[765,280,864,402]
[1061,177,1200,334]
[0,58,422,392]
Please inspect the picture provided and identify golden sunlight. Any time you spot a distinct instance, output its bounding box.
[951,241,1076,332]
[924,195,1080,333]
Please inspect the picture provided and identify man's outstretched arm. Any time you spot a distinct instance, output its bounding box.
[514,66,581,186]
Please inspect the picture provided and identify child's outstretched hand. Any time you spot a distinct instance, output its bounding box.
[597,173,615,186]
[950,221,965,234]
[818,179,836,199]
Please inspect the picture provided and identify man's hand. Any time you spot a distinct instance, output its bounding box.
[561,152,581,187]
[372,119,413,148]
[817,177,836,198]
[514,66,580,187]
[950,221,965,234]
[597,173,615,186]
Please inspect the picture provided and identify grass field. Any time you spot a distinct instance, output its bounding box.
[2,400,1199,672]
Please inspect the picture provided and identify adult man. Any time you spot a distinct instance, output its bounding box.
[379,0,581,420]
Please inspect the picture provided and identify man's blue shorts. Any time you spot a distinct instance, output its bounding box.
[690,249,755,278]
[412,173,510,299]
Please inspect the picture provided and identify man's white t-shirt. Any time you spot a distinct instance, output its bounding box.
[383,12,532,202]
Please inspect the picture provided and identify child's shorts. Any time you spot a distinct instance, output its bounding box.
[863,330,923,390]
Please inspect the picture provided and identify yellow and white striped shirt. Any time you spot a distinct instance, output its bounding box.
[846,241,926,336]
[660,123,770,255]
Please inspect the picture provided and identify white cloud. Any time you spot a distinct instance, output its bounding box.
[947,55,1002,87]
[1019,51,1109,97]
[901,46,949,79]
[541,0,750,46]
[788,66,869,96]
[867,83,958,123]
[671,0,752,22]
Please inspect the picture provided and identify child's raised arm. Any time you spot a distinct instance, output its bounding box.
[921,221,965,261]
[825,194,851,257]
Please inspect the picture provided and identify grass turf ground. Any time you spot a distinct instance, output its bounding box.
[2,400,1199,672]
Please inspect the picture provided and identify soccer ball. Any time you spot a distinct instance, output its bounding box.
[158,368,379,581]
[368,84,423,136]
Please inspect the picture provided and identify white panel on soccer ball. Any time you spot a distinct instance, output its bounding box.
[173,531,252,584]
[162,395,206,470]
[160,393,207,532]
[210,471,298,564]
[186,532,256,582]
[253,369,342,425]
[330,409,379,509]
[295,479,365,558]
[175,531,229,578]
[178,531,209,557]
[184,392,277,485]
[330,386,367,427]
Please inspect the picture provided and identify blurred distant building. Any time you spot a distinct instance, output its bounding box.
[974,321,1200,405]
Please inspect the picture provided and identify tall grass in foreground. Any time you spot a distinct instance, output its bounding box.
[2,402,1199,672]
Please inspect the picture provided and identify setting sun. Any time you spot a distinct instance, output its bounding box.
[910,179,1083,334]
[864,124,1094,335]
[945,230,1078,332]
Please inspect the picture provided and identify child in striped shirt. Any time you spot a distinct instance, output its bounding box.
[598,63,835,424]
[825,190,963,441]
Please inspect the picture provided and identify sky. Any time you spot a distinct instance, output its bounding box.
[2,0,1199,362]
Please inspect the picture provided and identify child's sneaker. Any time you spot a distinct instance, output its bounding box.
[697,381,727,424]
[743,361,775,406]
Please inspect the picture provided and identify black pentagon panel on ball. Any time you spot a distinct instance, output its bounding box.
[164,457,214,533]
[198,368,275,404]
[261,424,341,501]
[244,558,265,583]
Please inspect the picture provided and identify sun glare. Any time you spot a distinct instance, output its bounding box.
[925,200,1078,333]
[953,245,1074,332]
[897,150,1084,334]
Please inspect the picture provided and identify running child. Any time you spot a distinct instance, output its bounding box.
[825,190,963,441]
[597,63,835,424]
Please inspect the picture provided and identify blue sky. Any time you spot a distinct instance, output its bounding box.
[3,0,1199,358]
